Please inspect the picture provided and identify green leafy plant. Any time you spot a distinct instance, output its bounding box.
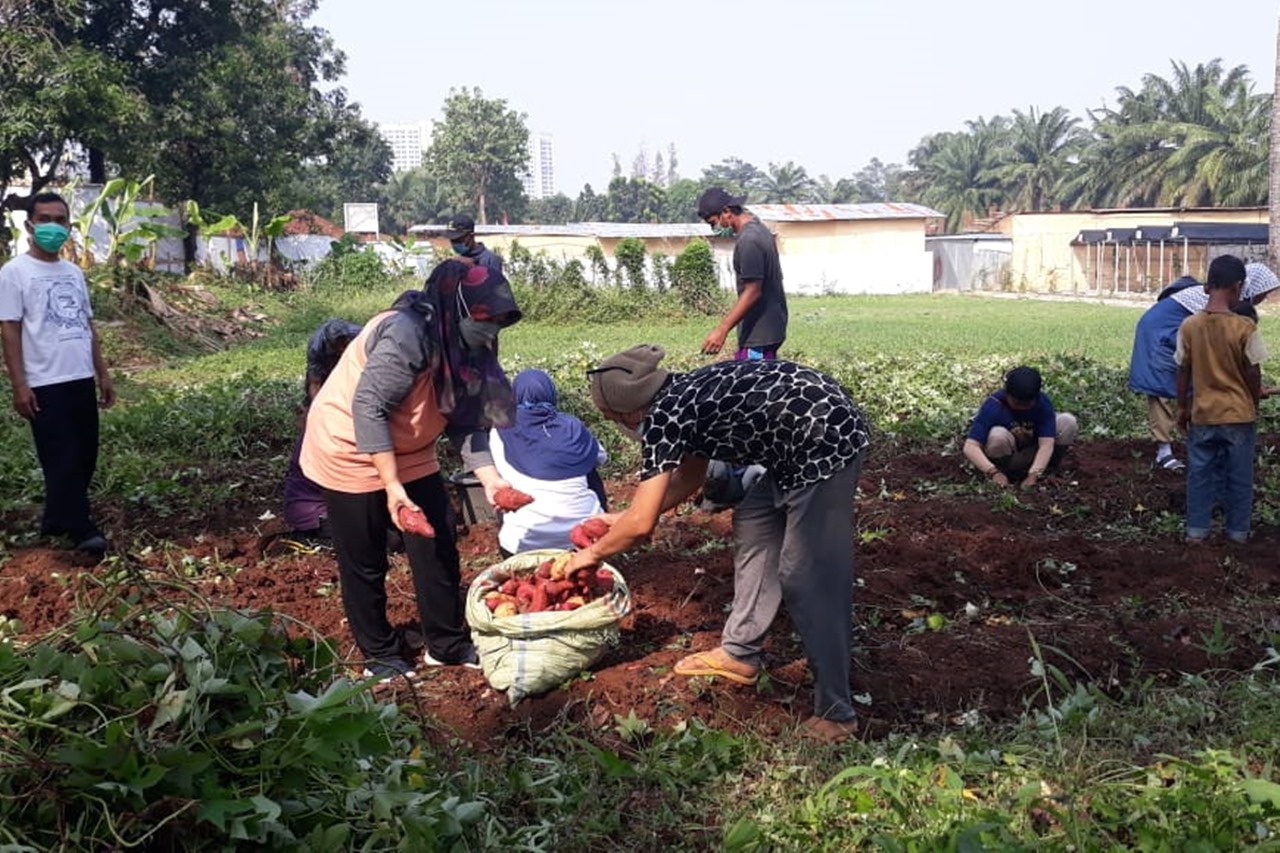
[613,237,647,291]
[670,238,722,314]
[0,572,487,849]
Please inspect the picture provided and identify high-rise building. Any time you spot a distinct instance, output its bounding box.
[379,121,433,174]
[522,132,555,200]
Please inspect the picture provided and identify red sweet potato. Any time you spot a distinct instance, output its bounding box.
[569,517,611,549]
[530,583,550,613]
[493,487,534,511]
[544,579,575,600]
[499,578,520,596]
[397,506,435,538]
[484,592,519,612]
[581,518,610,539]
[569,526,594,549]
[594,569,615,593]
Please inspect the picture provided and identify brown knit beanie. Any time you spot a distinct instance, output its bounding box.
[588,344,670,414]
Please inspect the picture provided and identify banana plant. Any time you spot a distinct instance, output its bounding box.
[93,175,183,267]
[243,202,291,281]
[184,200,240,269]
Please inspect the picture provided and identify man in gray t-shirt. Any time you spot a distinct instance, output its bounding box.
[696,187,788,359]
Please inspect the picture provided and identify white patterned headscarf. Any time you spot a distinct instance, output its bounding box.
[1169,283,1208,313]
[1243,263,1280,303]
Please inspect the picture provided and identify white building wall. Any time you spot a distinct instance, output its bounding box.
[523,132,555,199]
[379,120,433,174]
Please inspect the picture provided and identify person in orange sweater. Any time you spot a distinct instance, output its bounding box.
[302,261,521,680]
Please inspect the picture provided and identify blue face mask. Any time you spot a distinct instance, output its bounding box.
[31,222,70,254]
[451,241,470,256]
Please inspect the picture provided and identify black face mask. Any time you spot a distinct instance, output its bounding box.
[459,318,500,350]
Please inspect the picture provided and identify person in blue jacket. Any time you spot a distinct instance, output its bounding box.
[1128,263,1280,471]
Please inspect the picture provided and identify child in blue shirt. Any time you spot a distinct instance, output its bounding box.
[963,366,1078,488]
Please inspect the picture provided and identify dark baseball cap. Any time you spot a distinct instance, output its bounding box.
[696,187,747,220]
[443,214,476,240]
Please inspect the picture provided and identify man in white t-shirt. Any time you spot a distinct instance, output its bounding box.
[0,193,115,553]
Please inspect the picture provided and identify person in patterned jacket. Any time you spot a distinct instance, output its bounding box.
[568,344,871,742]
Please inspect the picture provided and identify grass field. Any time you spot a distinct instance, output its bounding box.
[138,288,1151,388]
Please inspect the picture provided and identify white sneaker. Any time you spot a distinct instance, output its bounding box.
[421,646,482,670]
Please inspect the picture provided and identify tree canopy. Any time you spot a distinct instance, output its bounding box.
[424,87,529,225]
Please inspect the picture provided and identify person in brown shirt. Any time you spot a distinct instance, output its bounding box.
[1175,255,1268,544]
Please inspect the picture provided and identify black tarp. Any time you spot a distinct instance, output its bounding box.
[1105,228,1137,243]
[1134,225,1173,241]
[1169,222,1268,243]
[1072,229,1107,245]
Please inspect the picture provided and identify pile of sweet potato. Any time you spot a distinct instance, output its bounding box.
[482,554,615,617]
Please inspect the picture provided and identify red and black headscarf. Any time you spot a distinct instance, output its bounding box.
[421,259,522,430]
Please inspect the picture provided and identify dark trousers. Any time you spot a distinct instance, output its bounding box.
[30,378,100,540]
[324,473,470,664]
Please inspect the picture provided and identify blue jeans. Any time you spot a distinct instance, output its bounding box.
[1186,423,1256,541]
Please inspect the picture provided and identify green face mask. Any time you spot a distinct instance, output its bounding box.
[713,226,736,239]
[31,222,70,254]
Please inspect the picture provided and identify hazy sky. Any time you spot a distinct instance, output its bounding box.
[312,0,1276,196]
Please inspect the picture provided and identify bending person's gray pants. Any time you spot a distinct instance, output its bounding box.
[724,450,866,722]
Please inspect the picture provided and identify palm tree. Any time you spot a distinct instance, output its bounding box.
[757,161,819,203]
[1071,60,1268,208]
[905,118,1010,232]
[378,168,452,234]
[998,106,1083,211]
[1159,79,1269,206]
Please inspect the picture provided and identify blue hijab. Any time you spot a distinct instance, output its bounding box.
[500,369,601,480]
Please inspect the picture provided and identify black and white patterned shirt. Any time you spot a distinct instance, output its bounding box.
[639,360,870,492]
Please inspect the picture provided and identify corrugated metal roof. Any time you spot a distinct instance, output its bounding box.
[925,233,1011,243]
[750,202,944,222]
[408,222,713,238]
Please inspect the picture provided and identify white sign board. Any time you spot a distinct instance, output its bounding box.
[343,203,380,234]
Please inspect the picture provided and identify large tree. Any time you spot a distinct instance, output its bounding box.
[424,87,529,224]
[574,184,607,221]
[0,0,140,217]
[661,178,706,222]
[604,176,664,223]
[701,157,765,197]
[525,193,574,225]
[281,93,393,223]
[47,0,383,222]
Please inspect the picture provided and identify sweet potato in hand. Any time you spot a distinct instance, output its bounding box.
[493,487,534,511]
[569,517,611,549]
[397,506,435,538]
